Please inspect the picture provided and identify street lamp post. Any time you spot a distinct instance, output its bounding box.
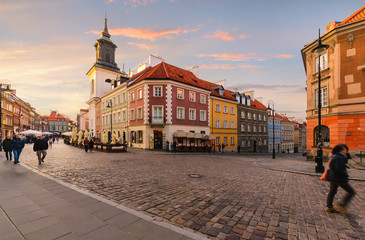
[0,84,13,151]
[312,29,329,173]
[266,100,275,159]
[106,100,113,143]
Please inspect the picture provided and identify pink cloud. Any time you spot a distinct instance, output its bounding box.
[267,53,294,59]
[203,30,234,41]
[127,42,154,50]
[189,64,261,70]
[239,33,246,39]
[198,53,258,61]
[124,0,157,7]
[87,26,197,41]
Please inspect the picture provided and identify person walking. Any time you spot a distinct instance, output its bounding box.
[173,141,177,153]
[84,138,89,152]
[221,143,225,153]
[33,135,49,165]
[237,145,241,153]
[3,135,13,161]
[89,138,94,153]
[12,135,25,164]
[326,144,356,213]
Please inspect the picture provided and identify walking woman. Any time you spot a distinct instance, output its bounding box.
[326,144,356,212]
[12,135,25,164]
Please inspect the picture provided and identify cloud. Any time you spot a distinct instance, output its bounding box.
[266,53,295,59]
[87,26,198,41]
[203,30,234,41]
[124,0,157,7]
[229,83,305,94]
[127,42,154,50]
[239,33,246,39]
[198,53,258,61]
[188,64,261,70]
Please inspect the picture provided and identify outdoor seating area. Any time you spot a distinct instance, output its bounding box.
[172,130,215,152]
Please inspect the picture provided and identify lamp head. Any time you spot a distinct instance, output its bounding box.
[311,29,329,56]
[105,79,112,83]
[3,85,13,94]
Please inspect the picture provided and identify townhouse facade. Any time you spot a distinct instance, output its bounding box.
[41,111,70,133]
[268,113,282,153]
[301,6,365,156]
[278,115,295,153]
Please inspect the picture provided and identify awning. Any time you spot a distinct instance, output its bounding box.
[194,133,203,139]
[203,135,215,140]
[186,132,195,138]
[173,130,187,137]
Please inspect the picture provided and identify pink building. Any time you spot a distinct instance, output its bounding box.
[128,62,212,149]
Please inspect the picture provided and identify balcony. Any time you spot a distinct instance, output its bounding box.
[149,116,165,126]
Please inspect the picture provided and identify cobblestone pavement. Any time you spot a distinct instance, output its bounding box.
[17,142,365,240]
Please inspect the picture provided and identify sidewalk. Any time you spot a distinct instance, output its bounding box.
[0,160,207,240]
[253,153,365,181]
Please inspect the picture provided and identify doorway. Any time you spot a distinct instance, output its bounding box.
[154,130,162,149]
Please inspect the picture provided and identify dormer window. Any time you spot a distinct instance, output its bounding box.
[219,89,224,95]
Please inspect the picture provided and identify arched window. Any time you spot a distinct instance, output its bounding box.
[314,125,330,147]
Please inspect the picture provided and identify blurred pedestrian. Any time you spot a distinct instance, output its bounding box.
[173,141,177,153]
[221,143,225,153]
[3,135,13,161]
[49,138,53,148]
[89,138,94,152]
[218,144,221,152]
[326,144,356,213]
[84,138,89,152]
[12,135,25,164]
[237,145,241,153]
[33,135,48,165]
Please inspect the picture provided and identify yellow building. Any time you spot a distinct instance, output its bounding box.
[208,85,238,151]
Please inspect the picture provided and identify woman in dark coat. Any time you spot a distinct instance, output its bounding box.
[326,144,356,212]
[3,136,13,161]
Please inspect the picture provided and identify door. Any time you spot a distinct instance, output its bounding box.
[253,140,257,152]
[154,130,162,149]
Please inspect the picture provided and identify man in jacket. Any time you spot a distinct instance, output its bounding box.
[33,135,48,165]
[12,135,25,164]
[3,135,13,161]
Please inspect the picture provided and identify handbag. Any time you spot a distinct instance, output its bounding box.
[320,158,332,181]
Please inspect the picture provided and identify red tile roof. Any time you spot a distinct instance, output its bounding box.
[41,111,70,122]
[340,5,365,25]
[251,99,268,111]
[128,62,237,101]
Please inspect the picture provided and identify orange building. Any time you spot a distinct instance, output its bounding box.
[301,6,365,156]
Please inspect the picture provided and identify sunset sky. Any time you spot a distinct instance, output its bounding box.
[1,0,364,121]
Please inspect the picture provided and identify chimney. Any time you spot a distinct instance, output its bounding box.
[215,79,226,88]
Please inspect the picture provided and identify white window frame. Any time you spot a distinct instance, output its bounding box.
[241,124,244,132]
[177,107,185,119]
[215,119,221,128]
[153,86,163,97]
[137,107,143,119]
[200,94,206,104]
[130,92,135,102]
[216,104,220,112]
[230,136,234,146]
[315,53,328,73]
[223,120,228,128]
[230,107,234,115]
[223,137,228,145]
[137,89,143,99]
[122,110,126,122]
[314,86,328,108]
[224,105,228,113]
[189,91,196,102]
[241,111,245,119]
[230,120,235,128]
[177,88,184,99]
[200,110,206,121]
[130,109,135,120]
[189,108,196,120]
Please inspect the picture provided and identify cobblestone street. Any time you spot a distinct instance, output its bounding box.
[18,142,365,240]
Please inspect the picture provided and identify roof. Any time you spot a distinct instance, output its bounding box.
[128,61,237,101]
[251,99,268,111]
[339,5,365,26]
[41,111,71,122]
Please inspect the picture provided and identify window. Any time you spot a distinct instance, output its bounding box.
[137,107,142,119]
[216,104,220,112]
[230,137,234,146]
[113,97,116,105]
[230,107,234,115]
[130,92,135,102]
[137,89,143,99]
[130,109,135,120]
[258,114,262,121]
[200,94,206,104]
[230,120,235,128]
[223,120,228,128]
[189,109,196,120]
[153,86,162,97]
[241,111,245,119]
[223,137,228,145]
[247,112,251,119]
[263,115,266,121]
[314,125,330,147]
[253,126,257,132]
[122,93,126,103]
[224,106,228,113]
[200,110,206,121]
[189,91,196,102]
[314,87,328,108]
[242,140,245,147]
[241,124,244,132]
[247,140,251,147]
[315,53,328,72]
[177,89,184,99]
[259,126,262,132]
[215,119,221,128]
[153,106,163,122]
[253,113,256,120]
[248,125,251,132]
[177,107,185,119]
[216,137,220,145]
[118,95,120,104]
[137,130,143,143]
[122,110,126,122]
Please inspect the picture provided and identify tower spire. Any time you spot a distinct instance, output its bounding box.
[101,17,111,39]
